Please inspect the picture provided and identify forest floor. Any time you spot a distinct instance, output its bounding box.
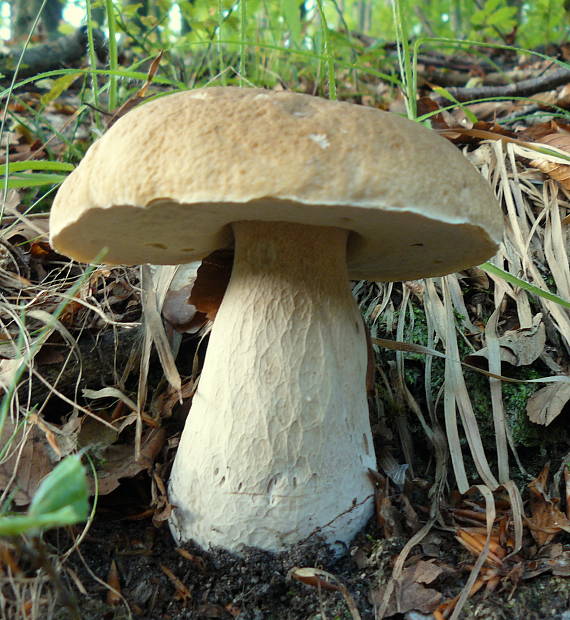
[43,496,569,620]
[1,22,570,620]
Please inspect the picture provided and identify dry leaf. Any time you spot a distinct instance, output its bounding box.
[527,464,570,546]
[160,564,192,603]
[175,548,207,572]
[0,357,22,390]
[0,413,80,505]
[526,382,570,426]
[407,559,444,584]
[524,545,570,578]
[162,250,232,332]
[0,417,54,506]
[94,427,166,495]
[466,314,545,367]
[530,132,570,190]
[107,51,163,128]
[290,567,341,592]
[189,249,233,320]
[370,562,442,616]
[162,261,202,333]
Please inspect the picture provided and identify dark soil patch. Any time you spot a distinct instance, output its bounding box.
[40,509,570,620]
[50,515,380,620]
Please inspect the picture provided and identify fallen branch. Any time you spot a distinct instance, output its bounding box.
[439,66,570,102]
[0,26,107,82]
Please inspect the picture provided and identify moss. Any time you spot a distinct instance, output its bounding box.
[502,372,543,447]
[369,293,569,477]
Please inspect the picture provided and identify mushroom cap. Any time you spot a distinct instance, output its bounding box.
[49,87,503,281]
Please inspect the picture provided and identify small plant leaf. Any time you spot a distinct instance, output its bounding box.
[0,454,89,536]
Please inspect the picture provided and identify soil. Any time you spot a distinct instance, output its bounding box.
[48,507,379,620]
[33,489,568,620]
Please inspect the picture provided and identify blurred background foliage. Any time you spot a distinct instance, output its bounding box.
[2,0,568,53]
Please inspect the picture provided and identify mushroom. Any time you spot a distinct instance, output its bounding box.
[49,87,503,553]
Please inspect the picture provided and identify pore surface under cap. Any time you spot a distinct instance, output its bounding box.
[50,87,503,281]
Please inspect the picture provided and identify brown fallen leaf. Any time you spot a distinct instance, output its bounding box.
[370,561,442,616]
[530,132,570,190]
[189,249,233,320]
[107,51,164,128]
[369,471,405,538]
[466,314,545,367]
[161,261,203,333]
[524,544,570,578]
[290,566,341,592]
[93,427,166,496]
[526,464,570,546]
[0,414,80,506]
[455,528,506,568]
[175,548,207,572]
[518,119,568,142]
[162,249,232,332]
[526,382,570,426]
[433,579,485,620]
[405,559,444,584]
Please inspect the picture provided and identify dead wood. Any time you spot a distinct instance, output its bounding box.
[422,67,537,88]
[439,66,570,103]
[0,26,107,83]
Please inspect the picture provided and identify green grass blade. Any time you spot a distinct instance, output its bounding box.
[5,173,68,189]
[481,261,570,309]
[3,161,75,174]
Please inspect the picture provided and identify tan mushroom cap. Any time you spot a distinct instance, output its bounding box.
[49,87,503,281]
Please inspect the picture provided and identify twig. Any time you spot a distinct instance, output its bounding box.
[439,66,570,102]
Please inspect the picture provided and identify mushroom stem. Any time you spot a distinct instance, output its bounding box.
[168,220,376,552]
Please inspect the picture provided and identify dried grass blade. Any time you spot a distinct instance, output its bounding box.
[142,265,181,395]
[423,279,469,493]
[484,299,509,483]
[447,273,479,334]
[442,279,498,491]
[502,479,524,554]
[395,286,415,472]
[543,182,570,301]
[372,337,570,384]
[494,141,526,258]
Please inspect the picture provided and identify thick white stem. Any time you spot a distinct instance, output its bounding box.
[168,221,376,552]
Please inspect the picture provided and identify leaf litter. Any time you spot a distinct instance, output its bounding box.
[1,37,570,620]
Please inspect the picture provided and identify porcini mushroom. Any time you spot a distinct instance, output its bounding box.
[49,87,503,553]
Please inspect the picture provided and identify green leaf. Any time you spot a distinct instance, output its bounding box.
[0,455,89,537]
[40,72,83,106]
[485,0,503,14]
[0,506,84,536]
[487,7,517,27]
[29,454,89,519]
[470,10,487,26]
